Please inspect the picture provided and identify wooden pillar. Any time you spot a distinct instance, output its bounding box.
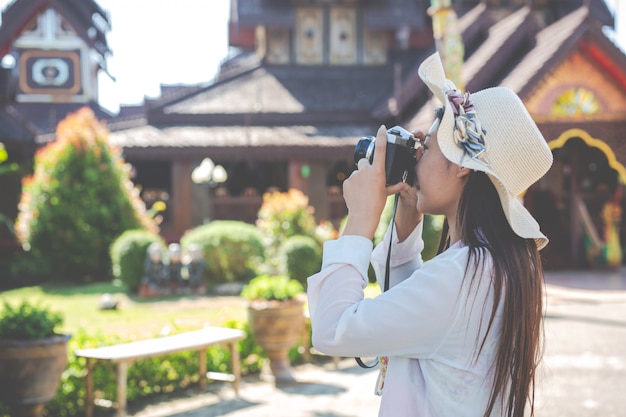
[116,361,128,417]
[85,359,95,417]
[288,159,308,194]
[171,159,193,240]
[309,163,328,222]
[199,349,207,391]
[288,160,328,222]
[229,341,241,395]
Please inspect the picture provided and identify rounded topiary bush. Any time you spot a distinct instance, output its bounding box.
[180,220,265,285]
[110,229,166,292]
[278,235,321,286]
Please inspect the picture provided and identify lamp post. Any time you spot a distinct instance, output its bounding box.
[191,158,228,224]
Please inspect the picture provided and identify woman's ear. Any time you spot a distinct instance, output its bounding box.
[457,167,472,178]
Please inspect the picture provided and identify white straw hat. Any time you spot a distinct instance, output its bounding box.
[418,52,553,249]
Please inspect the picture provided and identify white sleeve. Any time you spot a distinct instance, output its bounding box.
[371,220,424,290]
[307,235,468,359]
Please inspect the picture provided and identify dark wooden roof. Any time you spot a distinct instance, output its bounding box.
[234,0,428,30]
[108,124,372,162]
[0,0,111,57]
[15,102,113,134]
[143,52,425,127]
[463,6,539,92]
[0,104,39,141]
[500,6,590,97]
[454,0,613,28]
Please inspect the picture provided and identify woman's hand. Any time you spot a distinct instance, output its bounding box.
[387,182,422,242]
[386,130,424,241]
[342,125,389,239]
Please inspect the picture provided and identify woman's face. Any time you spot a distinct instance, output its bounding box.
[414,122,467,218]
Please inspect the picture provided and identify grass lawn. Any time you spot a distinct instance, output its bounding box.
[0,281,248,340]
[0,280,382,342]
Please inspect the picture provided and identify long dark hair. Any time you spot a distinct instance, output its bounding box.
[438,171,544,417]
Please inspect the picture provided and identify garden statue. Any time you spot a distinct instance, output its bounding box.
[167,243,183,294]
[184,244,206,295]
[139,242,167,297]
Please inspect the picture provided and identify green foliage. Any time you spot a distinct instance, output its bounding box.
[256,189,318,249]
[180,220,265,284]
[422,214,445,261]
[0,142,18,176]
[110,229,166,292]
[278,235,321,285]
[0,300,63,340]
[0,319,267,417]
[256,189,336,275]
[240,275,304,301]
[14,108,157,283]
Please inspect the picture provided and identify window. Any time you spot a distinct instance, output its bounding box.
[552,88,601,116]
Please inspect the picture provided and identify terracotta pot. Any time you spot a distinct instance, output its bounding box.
[247,298,305,383]
[0,334,71,417]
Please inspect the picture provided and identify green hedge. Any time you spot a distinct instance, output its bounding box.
[110,229,166,292]
[180,221,265,285]
[279,235,321,286]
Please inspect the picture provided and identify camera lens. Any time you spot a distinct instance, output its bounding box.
[354,136,375,165]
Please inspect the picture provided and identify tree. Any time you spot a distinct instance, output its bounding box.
[15,108,157,283]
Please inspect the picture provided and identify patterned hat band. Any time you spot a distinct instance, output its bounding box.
[445,89,489,166]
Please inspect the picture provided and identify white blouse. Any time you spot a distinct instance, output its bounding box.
[307,221,504,417]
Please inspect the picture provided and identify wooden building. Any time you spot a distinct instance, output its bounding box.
[1,0,625,269]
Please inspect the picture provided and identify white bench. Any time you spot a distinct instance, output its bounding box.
[75,326,246,417]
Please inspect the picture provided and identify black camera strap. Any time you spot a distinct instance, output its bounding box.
[355,193,400,369]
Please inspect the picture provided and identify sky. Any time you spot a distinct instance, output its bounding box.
[96,0,231,112]
[0,0,624,114]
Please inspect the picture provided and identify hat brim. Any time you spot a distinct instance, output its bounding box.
[418,52,549,250]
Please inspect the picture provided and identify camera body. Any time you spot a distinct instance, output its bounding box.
[354,125,417,186]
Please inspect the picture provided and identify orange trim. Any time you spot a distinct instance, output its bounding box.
[581,39,626,92]
[548,128,626,185]
[18,49,81,95]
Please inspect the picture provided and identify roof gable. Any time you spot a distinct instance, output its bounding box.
[0,0,110,57]
[524,48,626,122]
[500,5,626,122]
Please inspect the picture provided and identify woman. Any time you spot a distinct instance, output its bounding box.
[307,52,553,417]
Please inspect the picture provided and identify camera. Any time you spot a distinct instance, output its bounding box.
[354,125,418,186]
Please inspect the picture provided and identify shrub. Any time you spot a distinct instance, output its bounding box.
[278,235,321,285]
[110,229,166,292]
[14,108,157,283]
[0,300,63,340]
[240,275,304,301]
[180,221,265,284]
[256,189,318,249]
[256,189,335,274]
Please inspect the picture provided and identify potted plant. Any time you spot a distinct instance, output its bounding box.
[0,301,71,417]
[241,274,306,384]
